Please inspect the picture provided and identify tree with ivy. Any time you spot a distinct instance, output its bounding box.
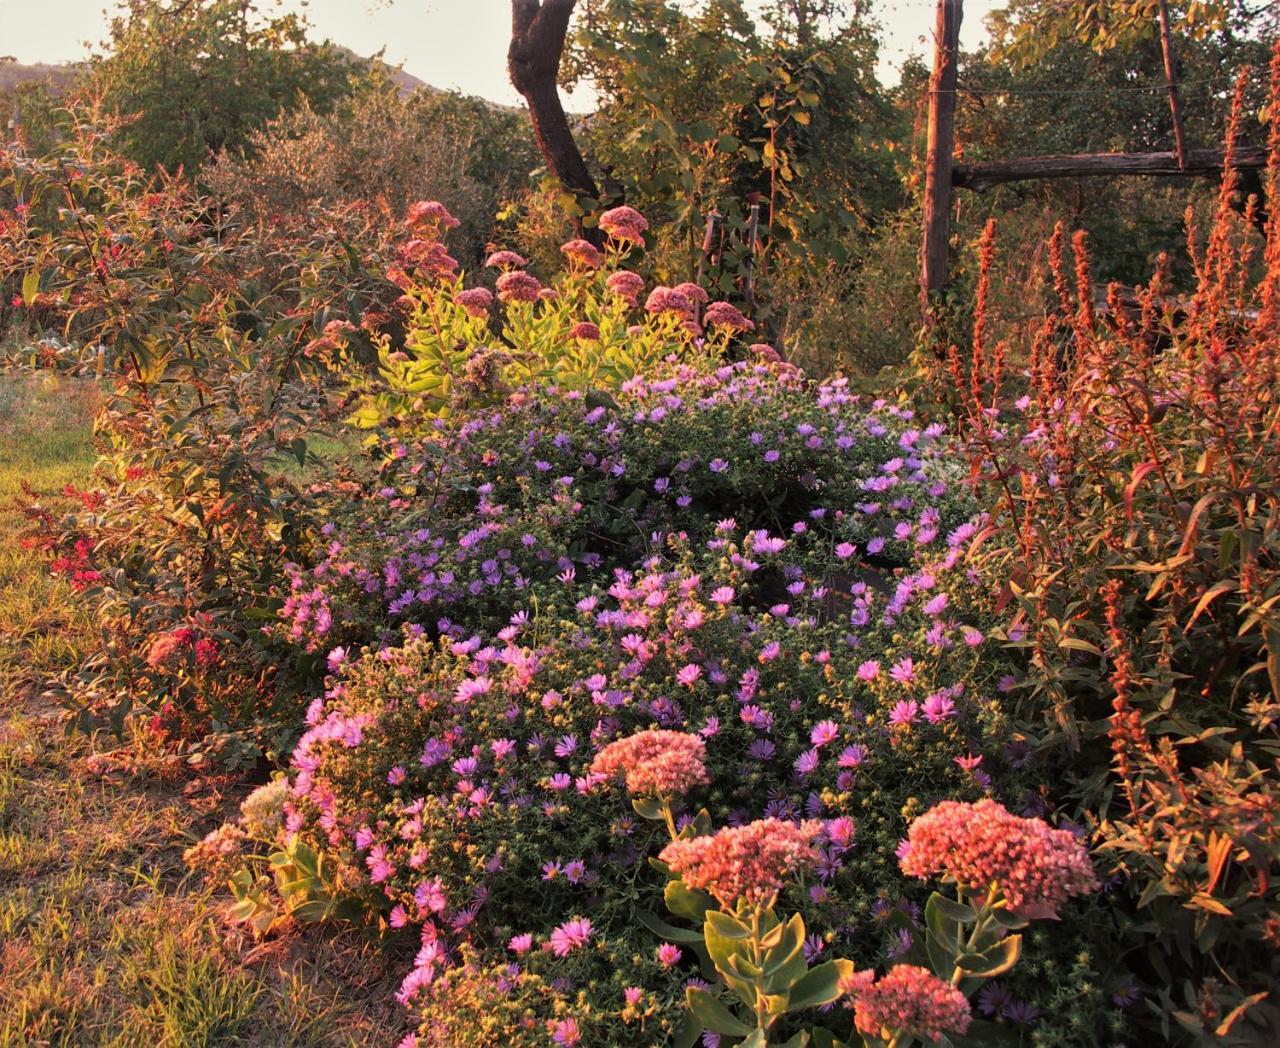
[564,0,898,308]
[89,0,365,174]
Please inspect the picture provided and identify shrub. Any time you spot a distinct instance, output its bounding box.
[202,80,538,271]
[3,115,407,760]
[954,65,1280,1043]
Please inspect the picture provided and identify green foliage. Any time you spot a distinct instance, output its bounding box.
[203,76,539,270]
[563,0,898,335]
[3,113,407,759]
[89,0,365,173]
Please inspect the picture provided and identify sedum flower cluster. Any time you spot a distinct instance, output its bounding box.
[898,798,1098,916]
[590,729,709,798]
[658,817,822,907]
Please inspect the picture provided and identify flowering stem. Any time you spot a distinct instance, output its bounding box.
[949,884,1000,988]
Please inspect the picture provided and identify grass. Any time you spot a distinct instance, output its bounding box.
[0,372,405,1047]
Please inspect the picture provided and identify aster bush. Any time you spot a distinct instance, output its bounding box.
[230,357,1118,1042]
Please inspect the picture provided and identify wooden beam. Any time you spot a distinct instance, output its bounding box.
[953,146,1268,192]
[920,0,963,328]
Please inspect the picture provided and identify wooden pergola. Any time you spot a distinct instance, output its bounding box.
[918,0,1266,327]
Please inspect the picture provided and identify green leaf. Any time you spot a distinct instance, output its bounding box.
[22,269,40,307]
[956,934,1022,978]
[666,879,716,923]
[685,987,753,1036]
[632,795,664,820]
[634,907,705,944]
[788,958,856,1010]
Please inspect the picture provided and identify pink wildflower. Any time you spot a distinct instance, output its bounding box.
[549,916,593,957]
[484,249,528,269]
[599,205,649,244]
[495,270,543,304]
[704,300,754,332]
[658,818,822,907]
[560,238,605,268]
[849,964,971,1042]
[569,321,602,341]
[656,943,682,967]
[590,729,709,797]
[606,269,645,305]
[405,200,460,230]
[644,285,695,319]
[898,799,1098,916]
[453,287,493,318]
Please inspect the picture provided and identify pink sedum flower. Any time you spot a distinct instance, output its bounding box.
[405,200,460,230]
[485,249,528,269]
[599,205,650,244]
[568,321,602,341]
[848,964,971,1042]
[898,799,1098,916]
[496,270,543,304]
[560,238,605,268]
[590,729,709,798]
[658,818,822,907]
[453,287,493,318]
[606,269,645,305]
[704,300,754,332]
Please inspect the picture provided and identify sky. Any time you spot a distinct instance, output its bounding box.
[0,0,1004,106]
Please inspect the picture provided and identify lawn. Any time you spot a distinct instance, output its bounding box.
[0,373,402,1047]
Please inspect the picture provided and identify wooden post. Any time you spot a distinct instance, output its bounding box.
[920,0,963,332]
[1156,0,1190,168]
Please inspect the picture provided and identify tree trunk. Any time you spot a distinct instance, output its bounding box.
[920,0,963,332]
[953,147,1267,192]
[508,0,602,242]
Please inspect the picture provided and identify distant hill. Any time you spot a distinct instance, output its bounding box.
[0,61,82,94]
[0,52,432,99]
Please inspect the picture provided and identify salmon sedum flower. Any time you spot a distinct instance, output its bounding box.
[658,817,822,907]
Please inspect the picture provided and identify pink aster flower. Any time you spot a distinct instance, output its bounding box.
[656,943,682,967]
[549,916,593,957]
[676,663,703,687]
[658,818,822,907]
[550,1018,581,1046]
[590,729,709,797]
[848,964,971,1042]
[710,585,735,605]
[810,720,840,747]
[599,205,650,244]
[857,660,881,681]
[898,799,1098,917]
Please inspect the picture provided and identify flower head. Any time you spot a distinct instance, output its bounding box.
[454,287,493,318]
[495,270,543,304]
[606,269,645,305]
[590,729,709,798]
[485,249,528,269]
[848,964,971,1042]
[658,818,821,907]
[898,799,1098,916]
[599,206,649,244]
[560,238,605,268]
